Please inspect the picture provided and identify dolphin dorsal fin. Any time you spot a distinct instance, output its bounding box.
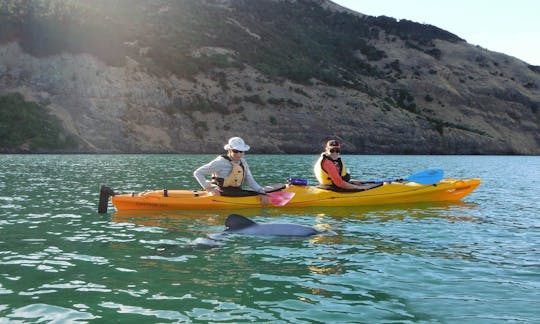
[225,214,257,231]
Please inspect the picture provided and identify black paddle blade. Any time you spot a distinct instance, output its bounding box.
[98,185,115,214]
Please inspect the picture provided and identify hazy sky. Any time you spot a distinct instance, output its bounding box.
[332,0,540,66]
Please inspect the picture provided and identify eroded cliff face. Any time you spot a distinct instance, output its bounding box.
[1,41,538,154]
[0,0,538,154]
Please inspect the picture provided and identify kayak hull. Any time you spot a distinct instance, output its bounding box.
[110,178,481,211]
[284,178,480,208]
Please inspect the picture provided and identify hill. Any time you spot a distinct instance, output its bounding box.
[0,0,539,154]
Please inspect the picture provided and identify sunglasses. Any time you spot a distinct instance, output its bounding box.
[329,148,340,153]
[231,149,244,153]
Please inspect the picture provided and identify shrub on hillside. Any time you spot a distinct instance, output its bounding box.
[0,93,78,150]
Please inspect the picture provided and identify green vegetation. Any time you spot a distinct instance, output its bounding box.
[194,121,208,134]
[292,87,310,97]
[0,93,78,150]
[244,95,265,106]
[367,16,463,44]
[528,65,540,74]
[387,60,401,73]
[0,0,463,90]
[0,0,127,66]
[425,116,487,136]
[167,94,230,115]
[267,98,302,108]
[394,89,418,113]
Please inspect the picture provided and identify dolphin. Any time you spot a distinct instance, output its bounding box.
[156,214,323,253]
[224,214,321,237]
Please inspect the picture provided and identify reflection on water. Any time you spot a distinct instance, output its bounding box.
[111,201,481,229]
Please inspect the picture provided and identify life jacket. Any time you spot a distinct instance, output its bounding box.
[211,155,245,188]
[314,153,350,185]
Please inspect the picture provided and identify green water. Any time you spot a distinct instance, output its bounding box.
[0,154,539,323]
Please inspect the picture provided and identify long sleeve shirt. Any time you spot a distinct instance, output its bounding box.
[193,155,264,193]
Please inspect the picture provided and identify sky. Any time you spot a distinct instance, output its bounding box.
[332,0,540,66]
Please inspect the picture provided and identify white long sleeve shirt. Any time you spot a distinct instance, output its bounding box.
[193,155,264,193]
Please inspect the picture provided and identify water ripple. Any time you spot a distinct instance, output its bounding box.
[100,301,189,321]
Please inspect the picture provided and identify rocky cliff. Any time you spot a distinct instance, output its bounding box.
[0,0,539,154]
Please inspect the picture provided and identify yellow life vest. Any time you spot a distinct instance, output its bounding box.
[223,161,245,187]
[314,154,348,185]
[210,155,246,188]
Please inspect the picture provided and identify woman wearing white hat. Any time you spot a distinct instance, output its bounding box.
[194,137,266,197]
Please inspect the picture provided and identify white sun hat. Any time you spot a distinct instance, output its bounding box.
[224,137,250,151]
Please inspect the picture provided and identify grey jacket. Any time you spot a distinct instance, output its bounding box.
[193,155,264,193]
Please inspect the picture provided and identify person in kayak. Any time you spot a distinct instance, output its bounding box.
[194,137,267,199]
[314,139,364,191]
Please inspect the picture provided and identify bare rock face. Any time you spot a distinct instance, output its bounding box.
[0,0,538,154]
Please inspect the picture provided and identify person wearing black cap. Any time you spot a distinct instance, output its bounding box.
[314,139,363,191]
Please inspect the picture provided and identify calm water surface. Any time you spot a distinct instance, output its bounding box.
[0,154,539,323]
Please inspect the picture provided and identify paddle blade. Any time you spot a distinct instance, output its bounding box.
[405,169,444,184]
[267,191,295,206]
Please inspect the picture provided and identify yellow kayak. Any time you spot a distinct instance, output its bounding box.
[104,178,481,212]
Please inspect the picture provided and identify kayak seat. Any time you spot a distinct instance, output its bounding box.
[212,184,286,197]
[220,187,260,197]
[316,182,383,193]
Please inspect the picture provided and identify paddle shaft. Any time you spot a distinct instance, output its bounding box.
[375,169,444,185]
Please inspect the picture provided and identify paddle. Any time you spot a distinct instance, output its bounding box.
[266,191,295,206]
[375,169,444,185]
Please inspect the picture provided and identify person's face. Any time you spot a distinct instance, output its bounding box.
[326,146,340,158]
[228,149,244,161]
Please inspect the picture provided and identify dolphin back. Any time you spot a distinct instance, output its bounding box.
[225,214,257,231]
[248,223,320,237]
[225,214,321,237]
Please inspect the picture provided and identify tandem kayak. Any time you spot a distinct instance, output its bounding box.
[99,177,481,212]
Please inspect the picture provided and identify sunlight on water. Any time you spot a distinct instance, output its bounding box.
[0,154,538,322]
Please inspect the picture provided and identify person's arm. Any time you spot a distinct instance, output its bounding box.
[242,159,265,193]
[194,156,232,192]
[193,161,216,190]
[322,159,348,188]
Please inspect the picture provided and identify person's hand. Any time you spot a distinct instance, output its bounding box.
[206,187,221,196]
[345,182,362,190]
[258,194,270,206]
